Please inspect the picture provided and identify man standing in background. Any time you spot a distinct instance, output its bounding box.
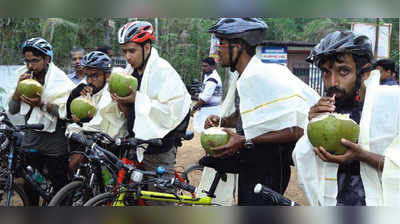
[67,48,85,85]
[375,58,398,85]
[191,57,223,133]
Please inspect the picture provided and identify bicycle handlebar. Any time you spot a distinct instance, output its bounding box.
[173,178,196,193]
[16,124,44,131]
[254,184,300,206]
[115,137,163,148]
[69,132,125,170]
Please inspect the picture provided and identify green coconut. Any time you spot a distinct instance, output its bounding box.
[18,79,43,98]
[201,127,230,157]
[109,67,138,97]
[307,113,360,155]
[70,97,97,120]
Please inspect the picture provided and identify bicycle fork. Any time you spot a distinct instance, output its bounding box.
[5,145,15,206]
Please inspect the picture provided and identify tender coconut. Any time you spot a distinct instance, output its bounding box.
[70,97,97,120]
[307,113,359,155]
[18,79,43,98]
[200,127,230,157]
[109,67,138,97]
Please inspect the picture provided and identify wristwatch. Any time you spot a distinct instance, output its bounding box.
[41,103,48,112]
[244,138,255,149]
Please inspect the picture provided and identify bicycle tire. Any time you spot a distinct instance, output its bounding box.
[181,164,204,188]
[83,192,114,207]
[0,183,30,206]
[48,181,90,206]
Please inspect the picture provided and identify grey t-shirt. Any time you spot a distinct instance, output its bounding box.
[8,98,68,156]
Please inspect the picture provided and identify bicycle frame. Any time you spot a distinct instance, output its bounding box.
[111,169,225,206]
[4,142,52,205]
[112,190,213,206]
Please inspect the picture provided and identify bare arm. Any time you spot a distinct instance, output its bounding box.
[314,139,385,172]
[8,97,21,115]
[204,111,239,129]
[252,127,304,144]
[221,111,239,128]
[190,99,206,116]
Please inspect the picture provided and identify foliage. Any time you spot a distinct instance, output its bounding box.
[0,17,398,90]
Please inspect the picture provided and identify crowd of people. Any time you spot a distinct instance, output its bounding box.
[5,18,400,206]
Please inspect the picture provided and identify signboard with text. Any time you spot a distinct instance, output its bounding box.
[261,46,288,65]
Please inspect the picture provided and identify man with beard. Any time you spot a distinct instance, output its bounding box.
[8,38,75,205]
[294,30,400,206]
[204,18,319,205]
[66,51,126,171]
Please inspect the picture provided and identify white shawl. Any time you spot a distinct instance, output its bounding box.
[222,56,319,139]
[66,82,126,138]
[293,70,400,206]
[125,48,192,140]
[15,63,75,133]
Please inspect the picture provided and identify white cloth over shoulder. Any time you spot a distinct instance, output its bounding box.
[358,71,400,206]
[294,70,400,206]
[66,82,126,138]
[125,48,192,140]
[15,63,75,133]
[236,56,319,139]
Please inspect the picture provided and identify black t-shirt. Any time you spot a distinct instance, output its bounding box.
[234,91,292,196]
[335,102,366,205]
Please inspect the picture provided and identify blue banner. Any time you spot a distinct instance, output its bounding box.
[261,46,288,64]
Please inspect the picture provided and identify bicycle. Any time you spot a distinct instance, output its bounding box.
[62,132,230,206]
[48,130,163,206]
[0,111,55,206]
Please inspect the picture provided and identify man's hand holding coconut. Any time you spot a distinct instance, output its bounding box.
[208,128,245,158]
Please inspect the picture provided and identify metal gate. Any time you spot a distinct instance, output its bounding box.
[292,63,324,95]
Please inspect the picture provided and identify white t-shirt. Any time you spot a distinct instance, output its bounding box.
[199,70,222,107]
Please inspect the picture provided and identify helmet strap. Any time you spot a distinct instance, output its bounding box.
[228,42,243,72]
[137,43,152,72]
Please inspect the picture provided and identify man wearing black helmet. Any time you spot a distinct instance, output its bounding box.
[8,37,75,205]
[294,30,400,206]
[66,51,126,171]
[204,18,319,205]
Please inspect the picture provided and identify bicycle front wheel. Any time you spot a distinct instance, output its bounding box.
[83,192,114,207]
[181,164,204,188]
[48,181,91,206]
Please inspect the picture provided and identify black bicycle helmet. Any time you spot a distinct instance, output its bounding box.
[21,37,54,61]
[208,18,268,46]
[80,51,112,73]
[306,30,373,67]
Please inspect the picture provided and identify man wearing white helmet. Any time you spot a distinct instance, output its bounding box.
[115,21,191,203]
[8,37,75,205]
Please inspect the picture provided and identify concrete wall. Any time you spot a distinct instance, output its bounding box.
[0,65,25,124]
